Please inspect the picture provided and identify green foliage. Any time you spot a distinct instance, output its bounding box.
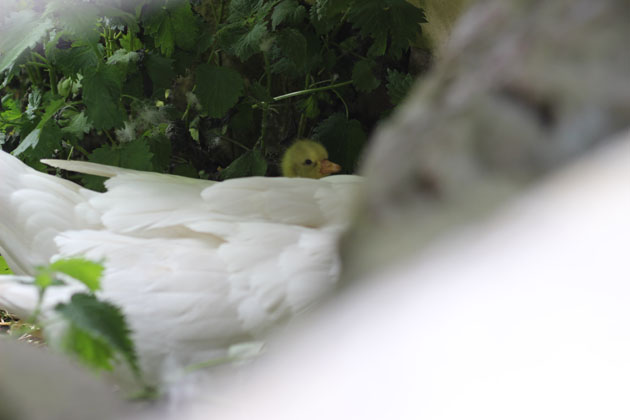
[0,0,426,181]
[56,293,140,375]
[19,258,145,385]
[0,255,11,274]
[386,68,415,105]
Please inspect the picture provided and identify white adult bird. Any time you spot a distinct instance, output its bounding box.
[0,139,362,389]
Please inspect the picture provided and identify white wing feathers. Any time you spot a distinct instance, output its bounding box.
[0,152,363,379]
[0,152,97,274]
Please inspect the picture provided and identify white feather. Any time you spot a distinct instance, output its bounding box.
[0,150,363,388]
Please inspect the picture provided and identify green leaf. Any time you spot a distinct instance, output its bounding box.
[83,65,125,130]
[233,22,268,61]
[120,31,144,51]
[170,2,200,51]
[49,258,104,292]
[0,9,54,73]
[55,293,140,375]
[49,41,101,75]
[62,111,93,139]
[220,149,267,180]
[0,256,11,275]
[143,2,199,57]
[314,113,366,173]
[83,140,154,190]
[352,60,380,93]
[271,0,306,30]
[0,97,23,128]
[12,98,65,156]
[386,68,414,105]
[347,0,426,58]
[196,64,244,118]
[61,324,117,371]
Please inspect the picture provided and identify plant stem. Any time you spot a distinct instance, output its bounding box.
[272,80,353,102]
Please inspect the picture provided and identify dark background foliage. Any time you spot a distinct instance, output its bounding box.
[0,0,427,187]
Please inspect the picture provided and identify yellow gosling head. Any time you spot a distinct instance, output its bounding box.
[281,139,342,179]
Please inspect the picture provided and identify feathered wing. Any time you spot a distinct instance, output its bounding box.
[0,152,97,274]
[1,154,364,382]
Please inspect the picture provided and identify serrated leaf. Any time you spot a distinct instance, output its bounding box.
[386,68,414,105]
[49,258,104,292]
[83,65,125,130]
[348,0,425,58]
[143,2,199,57]
[352,60,380,93]
[143,8,176,57]
[0,10,54,73]
[196,64,244,118]
[12,98,65,156]
[0,97,23,128]
[220,149,267,180]
[119,31,144,51]
[272,0,306,30]
[55,293,140,375]
[49,41,101,75]
[62,111,92,139]
[233,22,267,61]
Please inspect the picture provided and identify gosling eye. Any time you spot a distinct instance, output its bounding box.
[304,159,313,165]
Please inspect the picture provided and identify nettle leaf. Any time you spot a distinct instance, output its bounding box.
[143,2,199,57]
[11,98,65,156]
[220,149,267,180]
[62,111,93,139]
[120,31,144,51]
[144,11,176,57]
[227,0,265,22]
[233,22,268,61]
[170,2,200,51]
[352,60,380,93]
[83,140,154,190]
[49,41,102,75]
[55,293,140,375]
[0,9,54,73]
[314,113,366,173]
[386,68,414,105]
[348,0,425,58]
[271,0,306,30]
[82,65,125,130]
[0,97,23,129]
[314,0,352,20]
[49,258,104,292]
[196,64,244,118]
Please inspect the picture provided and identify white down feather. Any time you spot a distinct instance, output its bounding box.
[0,150,363,386]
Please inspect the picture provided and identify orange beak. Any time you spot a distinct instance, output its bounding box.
[320,159,342,175]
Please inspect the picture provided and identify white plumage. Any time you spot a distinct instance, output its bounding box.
[0,150,363,386]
